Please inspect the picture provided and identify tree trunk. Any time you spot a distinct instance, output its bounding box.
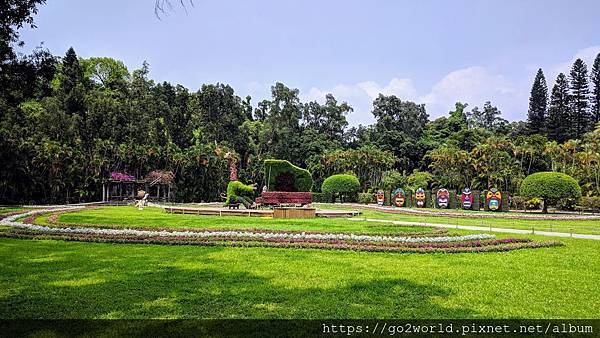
[542,199,548,214]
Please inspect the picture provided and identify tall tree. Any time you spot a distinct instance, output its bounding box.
[370,94,429,171]
[467,101,507,132]
[591,52,600,125]
[302,94,351,144]
[569,58,591,138]
[190,83,250,147]
[59,47,86,116]
[258,83,304,164]
[547,73,571,143]
[526,68,548,135]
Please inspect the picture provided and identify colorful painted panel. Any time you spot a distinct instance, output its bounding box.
[486,188,502,211]
[460,187,473,210]
[415,188,426,208]
[376,190,385,206]
[437,188,450,208]
[392,188,406,207]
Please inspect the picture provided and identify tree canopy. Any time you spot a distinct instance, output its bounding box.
[1,3,600,207]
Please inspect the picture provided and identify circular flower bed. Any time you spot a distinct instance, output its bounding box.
[0,208,562,254]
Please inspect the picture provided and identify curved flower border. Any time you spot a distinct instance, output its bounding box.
[39,209,450,238]
[349,204,600,220]
[0,208,563,254]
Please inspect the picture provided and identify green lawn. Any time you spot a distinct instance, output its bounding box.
[1,206,598,319]
[0,235,598,319]
[37,205,600,235]
[316,204,600,235]
[40,206,435,235]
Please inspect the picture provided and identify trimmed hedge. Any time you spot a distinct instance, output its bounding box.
[321,174,360,203]
[264,159,313,192]
[520,172,581,213]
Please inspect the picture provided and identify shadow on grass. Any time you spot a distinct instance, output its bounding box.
[0,240,478,323]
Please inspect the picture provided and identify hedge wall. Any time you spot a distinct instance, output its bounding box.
[263,159,313,192]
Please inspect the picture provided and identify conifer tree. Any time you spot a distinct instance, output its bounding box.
[547,73,571,143]
[591,52,600,125]
[569,58,591,138]
[59,47,86,116]
[526,68,548,135]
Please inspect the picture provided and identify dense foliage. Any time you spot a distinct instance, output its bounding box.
[321,174,360,202]
[1,2,600,206]
[520,172,582,213]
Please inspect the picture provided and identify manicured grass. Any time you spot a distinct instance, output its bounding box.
[3,206,598,319]
[316,204,600,235]
[0,235,598,319]
[43,206,436,235]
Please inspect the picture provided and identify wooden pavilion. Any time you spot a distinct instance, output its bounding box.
[102,170,174,203]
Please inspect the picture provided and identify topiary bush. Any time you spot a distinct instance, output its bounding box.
[520,172,581,213]
[224,181,256,208]
[321,174,360,203]
[264,159,313,192]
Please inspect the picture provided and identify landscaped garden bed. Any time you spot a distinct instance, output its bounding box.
[1,207,562,254]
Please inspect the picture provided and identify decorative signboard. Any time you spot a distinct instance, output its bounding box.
[436,188,450,209]
[415,188,427,208]
[376,190,385,206]
[460,187,473,210]
[486,188,502,211]
[392,188,406,207]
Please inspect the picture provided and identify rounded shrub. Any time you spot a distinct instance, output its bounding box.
[520,172,581,213]
[321,174,360,203]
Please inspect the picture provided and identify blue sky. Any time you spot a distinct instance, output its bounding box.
[20,0,600,125]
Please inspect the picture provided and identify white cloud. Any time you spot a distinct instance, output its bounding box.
[247,45,600,126]
[420,66,524,120]
[357,78,417,100]
[303,67,525,125]
[550,45,600,81]
[300,78,418,126]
